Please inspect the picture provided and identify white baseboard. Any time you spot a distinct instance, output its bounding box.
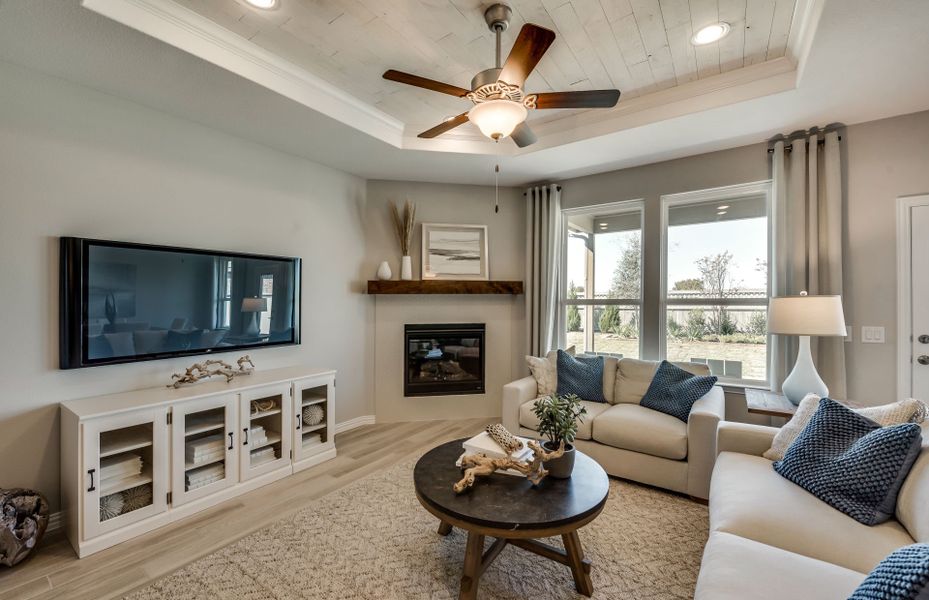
[47,510,63,534]
[335,415,375,434]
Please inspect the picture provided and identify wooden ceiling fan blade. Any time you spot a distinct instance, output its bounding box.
[498,24,556,87]
[417,113,470,138]
[383,70,470,97]
[534,89,621,109]
[510,122,537,148]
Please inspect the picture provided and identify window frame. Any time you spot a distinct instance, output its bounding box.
[560,199,645,358]
[659,180,774,387]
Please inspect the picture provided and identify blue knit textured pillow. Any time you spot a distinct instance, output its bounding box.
[774,398,923,526]
[556,350,606,403]
[639,360,717,422]
[848,544,929,600]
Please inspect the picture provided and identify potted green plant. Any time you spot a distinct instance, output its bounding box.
[532,393,587,478]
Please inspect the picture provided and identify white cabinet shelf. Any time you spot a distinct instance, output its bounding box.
[60,366,337,558]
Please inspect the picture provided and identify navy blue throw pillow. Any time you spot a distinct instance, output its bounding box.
[774,398,923,526]
[556,350,606,403]
[848,544,929,600]
[639,360,717,422]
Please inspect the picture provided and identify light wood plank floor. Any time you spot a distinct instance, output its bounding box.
[0,418,493,600]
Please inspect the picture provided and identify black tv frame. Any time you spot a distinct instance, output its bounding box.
[59,237,301,369]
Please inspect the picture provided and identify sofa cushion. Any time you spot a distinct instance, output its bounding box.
[773,398,923,526]
[556,350,606,403]
[897,421,929,543]
[518,399,610,441]
[695,531,865,600]
[848,543,929,600]
[614,358,710,404]
[525,346,576,397]
[592,404,688,460]
[639,360,717,422]
[711,451,915,573]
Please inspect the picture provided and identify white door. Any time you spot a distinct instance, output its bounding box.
[239,384,292,480]
[171,394,238,507]
[909,202,929,400]
[82,408,168,539]
[292,375,335,464]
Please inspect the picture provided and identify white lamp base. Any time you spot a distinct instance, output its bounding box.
[782,335,829,405]
[244,312,260,337]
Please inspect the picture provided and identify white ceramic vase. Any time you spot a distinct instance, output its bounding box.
[376,261,392,280]
[400,255,413,280]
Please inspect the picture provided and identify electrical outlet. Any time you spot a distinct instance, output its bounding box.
[861,326,885,344]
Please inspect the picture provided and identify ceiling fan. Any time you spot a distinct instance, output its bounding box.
[382,3,621,147]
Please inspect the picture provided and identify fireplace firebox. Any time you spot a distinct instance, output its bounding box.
[404,323,485,397]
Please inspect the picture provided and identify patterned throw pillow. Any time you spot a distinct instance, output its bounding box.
[848,543,929,600]
[556,350,606,403]
[764,396,927,461]
[525,346,575,397]
[639,360,717,422]
[773,398,923,526]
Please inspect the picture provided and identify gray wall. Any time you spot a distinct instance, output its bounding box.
[363,180,527,422]
[0,60,373,510]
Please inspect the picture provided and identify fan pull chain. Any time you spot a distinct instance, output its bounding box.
[494,164,500,214]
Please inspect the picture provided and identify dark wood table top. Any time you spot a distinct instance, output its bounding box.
[413,438,610,532]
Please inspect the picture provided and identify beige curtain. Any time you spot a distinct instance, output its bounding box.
[526,184,563,357]
[771,130,846,398]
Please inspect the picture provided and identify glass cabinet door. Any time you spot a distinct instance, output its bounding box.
[292,375,334,465]
[171,394,238,506]
[239,384,292,480]
[82,408,168,539]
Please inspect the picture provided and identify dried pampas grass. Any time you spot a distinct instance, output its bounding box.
[390,200,416,256]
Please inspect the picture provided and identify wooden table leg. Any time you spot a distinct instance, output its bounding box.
[563,530,593,596]
[459,531,485,600]
[437,520,453,536]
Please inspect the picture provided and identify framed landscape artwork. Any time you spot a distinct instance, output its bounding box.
[421,223,489,280]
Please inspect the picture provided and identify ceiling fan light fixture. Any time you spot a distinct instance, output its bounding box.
[244,0,278,9]
[692,22,730,45]
[468,99,527,141]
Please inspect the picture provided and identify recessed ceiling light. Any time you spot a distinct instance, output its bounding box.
[244,0,278,9]
[717,210,727,216]
[692,22,731,45]
[717,204,730,210]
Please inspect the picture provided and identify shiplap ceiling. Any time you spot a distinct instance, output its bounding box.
[172,0,797,132]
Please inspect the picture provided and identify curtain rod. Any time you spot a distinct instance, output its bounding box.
[522,185,562,196]
[766,135,843,154]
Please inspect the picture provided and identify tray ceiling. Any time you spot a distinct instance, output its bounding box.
[172,0,798,136]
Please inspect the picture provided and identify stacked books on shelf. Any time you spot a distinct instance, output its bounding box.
[185,463,224,491]
[455,431,534,477]
[249,425,268,447]
[250,446,276,467]
[302,432,323,450]
[101,453,143,487]
[185,434,224,467]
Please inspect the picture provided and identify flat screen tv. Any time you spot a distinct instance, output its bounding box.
[60,237,301,369]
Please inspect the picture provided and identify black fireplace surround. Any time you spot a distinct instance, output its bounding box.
[404,323,485,397]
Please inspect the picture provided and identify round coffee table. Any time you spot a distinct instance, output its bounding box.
[414,438,610,599]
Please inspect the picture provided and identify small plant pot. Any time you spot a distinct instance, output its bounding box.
[541,441,575,479]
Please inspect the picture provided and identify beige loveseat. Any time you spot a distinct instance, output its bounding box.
[502,357,725,499]
[695,420,929,599]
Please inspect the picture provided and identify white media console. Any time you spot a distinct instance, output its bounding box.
[60,366,336,557]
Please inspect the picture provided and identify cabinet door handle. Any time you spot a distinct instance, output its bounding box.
[243,427,249,446]
[228,431,234,450]
[296,415,301,430]
[87,468,96,492]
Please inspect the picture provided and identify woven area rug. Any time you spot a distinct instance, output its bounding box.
[126,460,708,599]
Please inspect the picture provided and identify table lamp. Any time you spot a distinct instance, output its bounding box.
[241,297,268,337]
[767,292,846,405]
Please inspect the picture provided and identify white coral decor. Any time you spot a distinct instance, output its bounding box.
[303,404,324,426]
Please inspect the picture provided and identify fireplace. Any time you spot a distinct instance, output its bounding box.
[404,323,485,397]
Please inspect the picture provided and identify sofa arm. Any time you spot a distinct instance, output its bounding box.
[687,386,726,500]
[717,422,779,457]
[502,376,537,432]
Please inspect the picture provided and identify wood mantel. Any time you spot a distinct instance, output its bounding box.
[366,280,524,295]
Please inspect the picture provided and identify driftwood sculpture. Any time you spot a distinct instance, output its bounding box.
[454,440,565,493]
[168,355,255,388]
[0,488,49,567]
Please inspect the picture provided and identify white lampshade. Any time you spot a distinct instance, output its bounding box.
[241,297,268,312]
[767,294,846,336]
[468,100,527,140]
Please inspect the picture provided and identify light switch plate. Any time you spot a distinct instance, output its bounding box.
[845,325,853,343]
[861,326,885,343]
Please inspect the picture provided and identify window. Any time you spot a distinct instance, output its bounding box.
[562,201,644,358]
[259,274,274,335]
[216,258,233,329]
[660,182,772,385]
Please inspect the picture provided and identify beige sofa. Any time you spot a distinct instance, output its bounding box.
[695,419,929,599]
[502,357,725,499]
